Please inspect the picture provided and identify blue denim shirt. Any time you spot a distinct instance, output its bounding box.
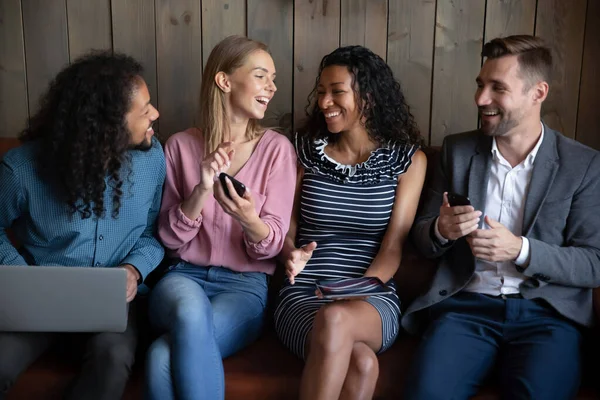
[0,137,166,281]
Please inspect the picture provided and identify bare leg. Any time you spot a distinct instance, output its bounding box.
[339,342,379,400]
[299,300,382,400]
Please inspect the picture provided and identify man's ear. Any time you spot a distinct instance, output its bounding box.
[532,81,549,104]
[215,71,231,93]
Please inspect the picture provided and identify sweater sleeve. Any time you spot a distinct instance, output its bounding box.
[244,147,297,260]
[157,138,203,250]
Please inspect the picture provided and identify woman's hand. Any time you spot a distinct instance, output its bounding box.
[198,142,235,192]
[213,175,259,225]
[286,241,317,285]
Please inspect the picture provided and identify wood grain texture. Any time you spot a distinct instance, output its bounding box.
[22,0,69,115]
[535,0,586,138]
[484,0,536,40]
[247,0,294,135]
[575,0,600,150]
[112,0,159,131]
[293,0,341,129]
[202,0,246,67]
[340,0,387,60]
[66,0,112,60]
[387,0,436,143]
[430,0,485,146]
[0,0,28,137]
[155,0,202,138]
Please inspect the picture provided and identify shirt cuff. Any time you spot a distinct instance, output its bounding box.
[176,204,202,228]
[515,236,530,267]
[433,217,450,245]
[244,223,274,252]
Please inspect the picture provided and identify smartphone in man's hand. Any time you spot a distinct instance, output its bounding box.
[447,192,471,207]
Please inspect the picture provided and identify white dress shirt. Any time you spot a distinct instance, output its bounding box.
[435,123,545,296]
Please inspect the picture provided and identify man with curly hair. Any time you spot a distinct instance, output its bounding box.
[0,51,165,400]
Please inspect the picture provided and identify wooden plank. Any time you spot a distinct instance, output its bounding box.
[340,0,387,60]
[576,0,600,150]
[155,0,202,138]
[430,0,485,146]
[247,0,293,135]
[293,0,341,129]
[201,0,246,67]
[112,0,159,132]
[0,0,28,138]
[0,137,21,157]
[484,0,536,40]
[535,0,586,138]
[387,0,436,143]
[66,0,112,61]
[22,0,69,115]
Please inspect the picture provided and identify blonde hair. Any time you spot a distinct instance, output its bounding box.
[198,35,269,154]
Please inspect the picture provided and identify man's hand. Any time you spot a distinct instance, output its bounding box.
[438,192,481,241]
[121,264,140,302]
[466,216,523,262]
[286,242,317,285]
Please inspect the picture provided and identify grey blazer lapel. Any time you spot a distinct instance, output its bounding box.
[523,126,559,236]
[468,135,492,228]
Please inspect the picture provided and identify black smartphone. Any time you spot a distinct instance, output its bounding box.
[447,192,471,207]
[315,277,394,300]
[218,172,246,199]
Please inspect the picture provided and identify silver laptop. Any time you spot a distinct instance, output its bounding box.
[0,265,128,333]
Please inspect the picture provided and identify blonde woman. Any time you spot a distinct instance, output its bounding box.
[145,36,297,400]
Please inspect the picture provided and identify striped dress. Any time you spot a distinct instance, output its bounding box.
[274,133,417,359]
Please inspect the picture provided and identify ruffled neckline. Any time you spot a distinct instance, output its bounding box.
[295,133,417,185]
[313,138,380,177]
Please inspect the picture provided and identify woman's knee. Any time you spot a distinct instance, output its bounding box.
[349,343,378,379]
[311,303,351,352]
[151,274,212,329]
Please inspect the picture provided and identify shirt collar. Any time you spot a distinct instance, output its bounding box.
[491,122,545,166]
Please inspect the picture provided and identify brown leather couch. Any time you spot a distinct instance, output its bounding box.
[2,140,598,399]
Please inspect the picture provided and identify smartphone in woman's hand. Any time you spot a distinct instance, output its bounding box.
[219,173,246,199]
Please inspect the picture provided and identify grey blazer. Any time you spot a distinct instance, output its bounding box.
[403,124,600,335]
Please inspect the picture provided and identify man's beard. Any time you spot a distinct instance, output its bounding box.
[479,111,518,137]
[130,137,153,151]
[129,122,155,151]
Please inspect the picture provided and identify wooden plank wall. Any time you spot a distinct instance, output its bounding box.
[0,0,598,149]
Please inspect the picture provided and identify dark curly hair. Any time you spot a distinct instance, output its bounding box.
[301,45,422,146]
[20,51,144,219]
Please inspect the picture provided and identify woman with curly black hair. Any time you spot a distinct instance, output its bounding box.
[274,45,427,399]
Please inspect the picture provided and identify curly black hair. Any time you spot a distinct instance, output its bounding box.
[301,45,422,146]
[20,51,144,219]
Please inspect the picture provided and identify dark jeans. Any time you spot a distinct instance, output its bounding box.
[0,299,139,400]
[404,292,583,400]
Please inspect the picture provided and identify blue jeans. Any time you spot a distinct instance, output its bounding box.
[404,292,583,400]
[144,262,268,400]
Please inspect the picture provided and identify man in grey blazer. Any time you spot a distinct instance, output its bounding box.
[403,35,600,399]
